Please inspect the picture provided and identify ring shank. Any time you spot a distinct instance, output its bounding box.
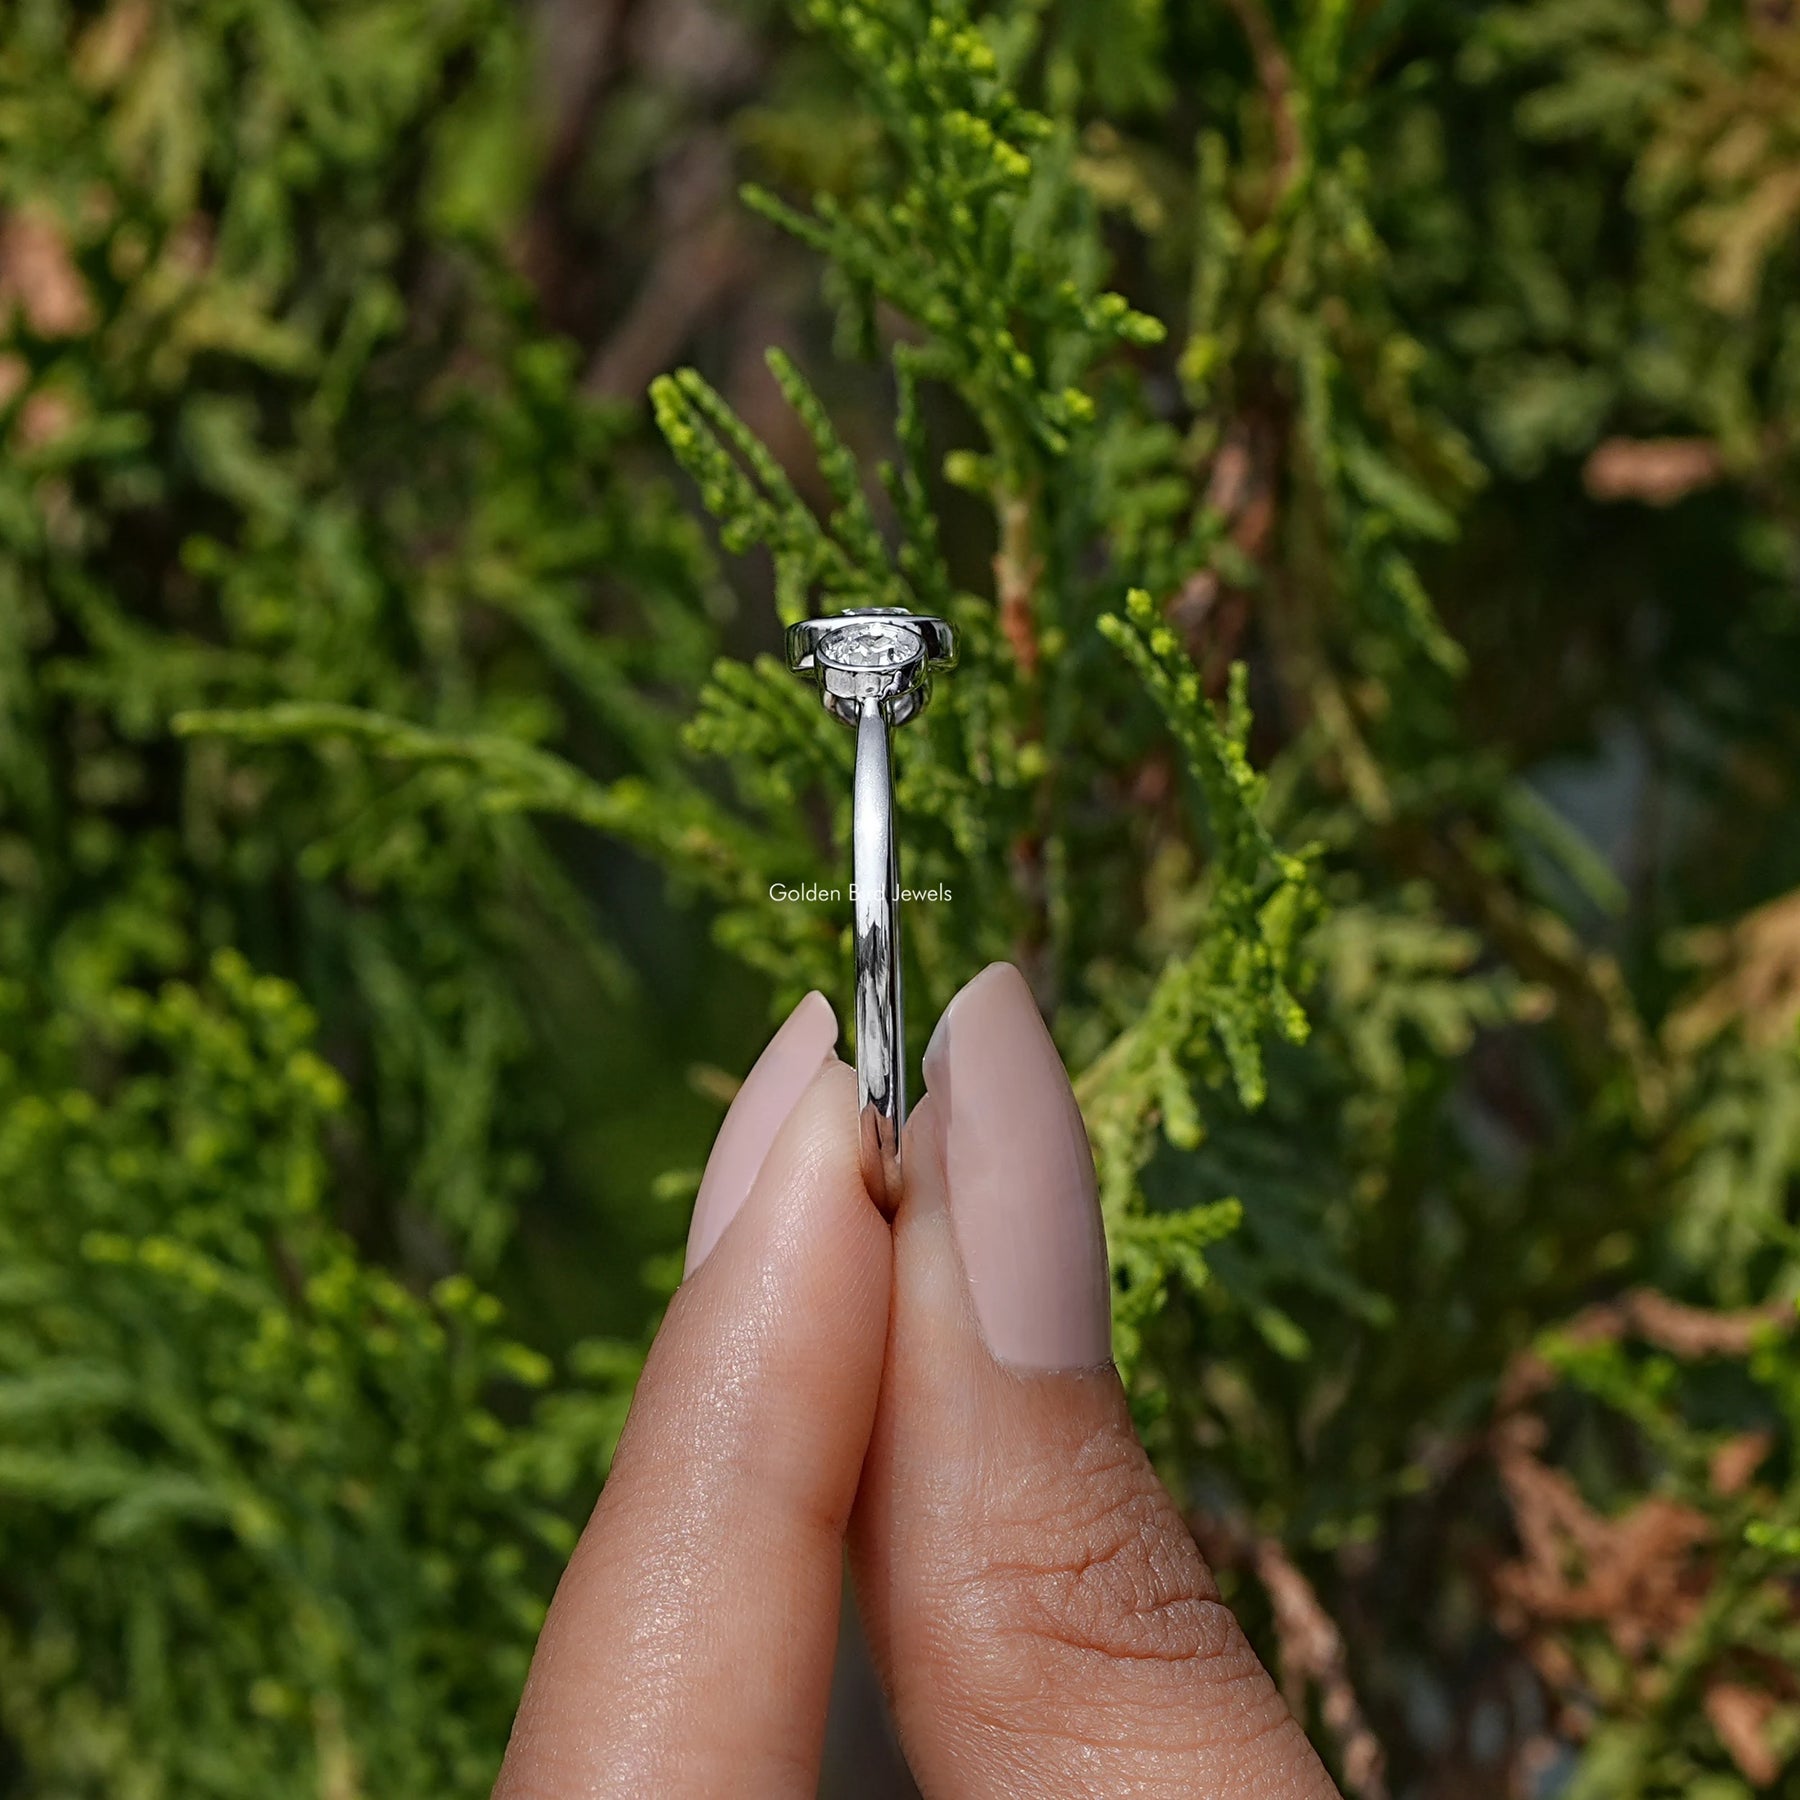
[852,700,904,1210]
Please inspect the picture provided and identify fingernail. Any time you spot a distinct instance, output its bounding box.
[685,991,839,1276]
[923,963,1112,1369]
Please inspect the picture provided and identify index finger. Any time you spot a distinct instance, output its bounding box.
[496,1003,888,1800]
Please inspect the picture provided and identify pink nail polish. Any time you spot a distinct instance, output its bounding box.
[685,991,839,1276]
[923,963,1113,1369]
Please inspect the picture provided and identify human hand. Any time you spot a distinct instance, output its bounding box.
[493,963,1341,1799]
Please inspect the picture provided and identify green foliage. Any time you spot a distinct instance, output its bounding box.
[0,953,620,1797]
[0,1,695,1790]
[743,0,1166,469]
[6,0,1800,1793]
[0,0,719,1273]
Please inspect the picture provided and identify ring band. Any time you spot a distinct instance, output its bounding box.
[853,701,904,1208]
[786,606,957,1211]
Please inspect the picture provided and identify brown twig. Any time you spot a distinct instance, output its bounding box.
[1498,1289,1790,1413]
[1220,0,1302,202]
[1583,436,1727,507]
[582,208,752,402]
[521,0,636,312]
[993,488,1042,676]
[1190,1514,1390,1800]
[1167,411,1282,691]
[538,0,634,195]
[527,0,764,365]
[989,484,1057,999]
[1490,1292,1798,1787]
[0,209,94,337]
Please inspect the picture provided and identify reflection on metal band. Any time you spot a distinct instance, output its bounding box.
[853,700,903,1209]
[785,605,957,1211]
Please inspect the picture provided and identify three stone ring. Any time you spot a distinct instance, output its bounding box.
[786,606,957,1210]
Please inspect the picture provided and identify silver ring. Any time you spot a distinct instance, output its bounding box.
[787,606,956,1209]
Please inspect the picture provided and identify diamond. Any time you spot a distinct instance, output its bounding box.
[818,617,922,670]
[786,606,956,730]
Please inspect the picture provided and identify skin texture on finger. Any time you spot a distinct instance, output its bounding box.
[850,964,1341,1800]
[495,1057,887,1800]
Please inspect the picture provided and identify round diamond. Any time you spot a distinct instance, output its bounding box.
[818,617,921,670]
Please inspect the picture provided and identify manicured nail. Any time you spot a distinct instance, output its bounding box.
[922,963,1112,1369]
[685,991,839,1276]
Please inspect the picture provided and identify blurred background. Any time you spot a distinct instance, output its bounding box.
[3,0,1800,1795]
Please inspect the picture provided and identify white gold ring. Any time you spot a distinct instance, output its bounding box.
[786,606,956,1210]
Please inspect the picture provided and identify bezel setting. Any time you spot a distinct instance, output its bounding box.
[786,605,957,727]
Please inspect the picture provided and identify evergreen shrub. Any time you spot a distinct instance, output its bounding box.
[3,0,1798,1793]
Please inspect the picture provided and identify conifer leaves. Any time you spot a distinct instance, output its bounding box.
[174,702,768,908]
[1098,589,1315,1094]
[1174,0,1479,682]
[1109,1197,1246,1374]
[747,0,1162,470]
[1315,898,1550,1098]
[651,353,931,624]
[1078,593,1318,1363]
[0,953,627,1794]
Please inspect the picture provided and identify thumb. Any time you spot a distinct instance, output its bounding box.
[849,963,1340,1800]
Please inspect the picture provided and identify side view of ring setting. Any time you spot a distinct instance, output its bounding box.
[786,605,956,1210]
